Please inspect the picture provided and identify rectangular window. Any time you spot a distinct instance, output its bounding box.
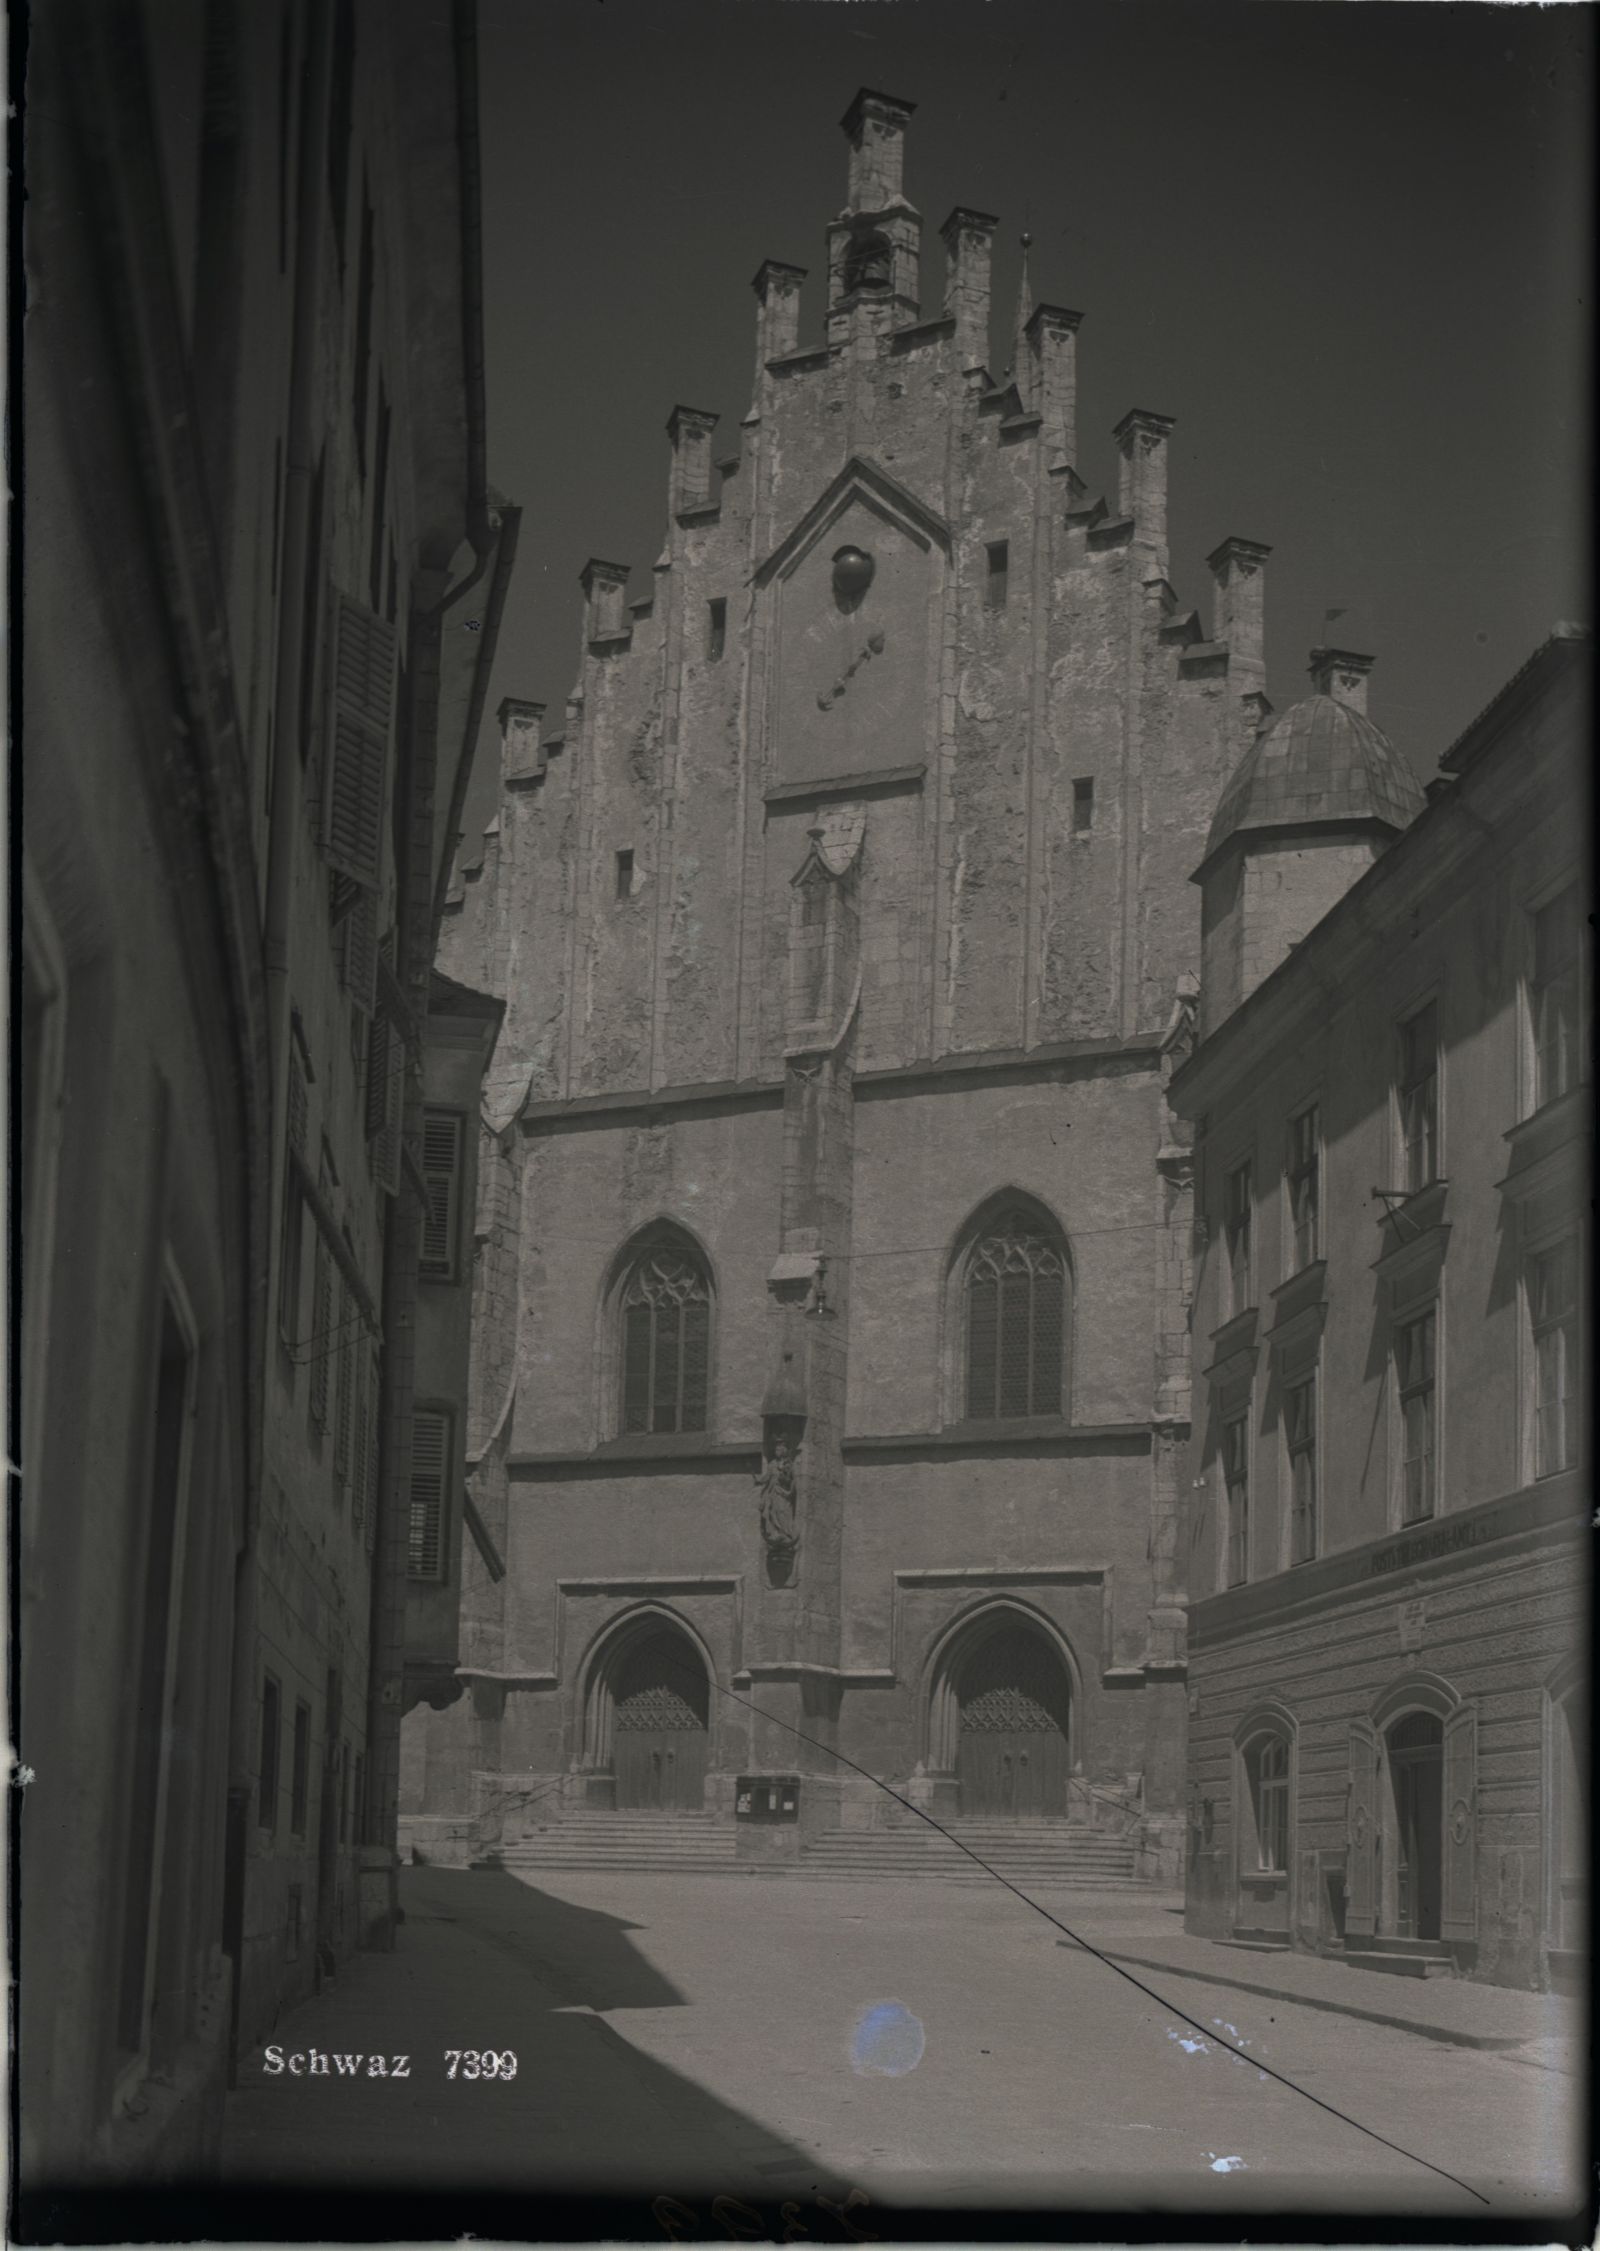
[419,1110,464,1280]
[118,1299,194,2057]
[290,1700,311,1836]
[1071,778,1093,834]
[1531,1239,1579,1478]
[1532,887,1580,1110]
[1286,1372,1318,1564]
[1398,1001,1439,1192]
[614,848,634,901]
[1250,1738,1290,1872]
[706,598,726,662]
[1396,1308,1437,1524]
[258,1675,281,1832]
[984,540,1009,608]
[1226,1160,1253,1313]
[1286,1106,1320,1271]
[1223,1414,1250,1588]
[407,1408,449,1580]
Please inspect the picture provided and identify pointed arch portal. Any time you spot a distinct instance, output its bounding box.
[584,1613,711,1812]
[928,1606,1076,1820]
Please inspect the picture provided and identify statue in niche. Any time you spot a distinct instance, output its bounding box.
[754,1433,801,1580]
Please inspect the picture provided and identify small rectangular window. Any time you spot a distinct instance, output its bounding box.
[1396,1308,1437,1524]
[1286,1106,1320,1272]
[1226,1160,1253,1313]
[1224,1414,1250,1588]
[1531,1239,1578,1478]
[259,1675,282,1831]
[984,540,1009,608]
[1072,778,1093,834]
[419,1110,464,1280]
[407,1408,450,1580]
[1532,887,1581,1111]
[1286,1373,1318,1564]
[615,848,635,901]
[290,1700,311,1836]
[1397,1001,1439,1192]
[706,599,726,662]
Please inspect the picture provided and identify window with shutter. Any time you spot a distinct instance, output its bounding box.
[321,592,396,889]
[334,1289,353,1488]
[420,1111,464,1279]
[308,1227,332,1435]
[407,1408,449,1580]
[365,1009,402,1194]
[338,882,379,1016]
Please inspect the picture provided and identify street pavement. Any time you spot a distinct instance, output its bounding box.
[222,1864,1586,2233]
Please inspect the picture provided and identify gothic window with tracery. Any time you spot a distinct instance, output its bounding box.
[620,1238,711,1436]
[963,1206,1068,1421]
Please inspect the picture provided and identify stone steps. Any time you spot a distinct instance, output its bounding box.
[492,1813,1149,1886]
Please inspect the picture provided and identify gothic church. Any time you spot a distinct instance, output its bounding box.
[407,91,1289,1878]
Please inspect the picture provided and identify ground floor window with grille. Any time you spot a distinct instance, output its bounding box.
[1223,1413,1250,1587]
[1286,1373,1318,1563]
[1396,1308,1437,1523]
[1245,1734,1290,1872]
[1531,1239,1579,1477]
[408,1406,451,1579]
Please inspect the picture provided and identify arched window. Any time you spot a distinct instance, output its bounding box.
[964,1205,1067,1421]
[619,1237,710,1436]
[1244,1733,1290,1873]
[842,230,892,295]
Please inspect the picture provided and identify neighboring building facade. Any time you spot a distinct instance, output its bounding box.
[1173,628,1590,1991]
[19,0,513,2191]
[404,90,1294,1874]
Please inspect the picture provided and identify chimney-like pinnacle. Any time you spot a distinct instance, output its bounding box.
[1309,646,1374,712]
[840,88,917,212]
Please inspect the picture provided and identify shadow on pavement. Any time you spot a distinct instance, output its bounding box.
[431,1861,688,2010]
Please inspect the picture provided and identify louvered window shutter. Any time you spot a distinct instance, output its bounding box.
[420,1111,463,1277]
[1345,1720,1377,1937]
[309,1231,333,1434]
[341,885,379,1016]
[365,1012,402,1194]
[407,1408,449,1580]
[321,593,396,888]
[1440,1704,1478,1939]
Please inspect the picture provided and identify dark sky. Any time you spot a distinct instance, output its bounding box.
[462,0,1591,857]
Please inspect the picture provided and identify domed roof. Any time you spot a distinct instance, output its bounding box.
[1204,693,1425,862]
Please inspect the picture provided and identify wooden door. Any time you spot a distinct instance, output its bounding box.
[612,1631,708,1811]
[956,1626,1069,1819]
[1390,1713,1443,1941]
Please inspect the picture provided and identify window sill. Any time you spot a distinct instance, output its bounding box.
[1205,1308,1260,1385]
[1268,1260,1328,1354]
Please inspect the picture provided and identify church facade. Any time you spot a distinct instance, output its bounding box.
[406,91,1288,1873]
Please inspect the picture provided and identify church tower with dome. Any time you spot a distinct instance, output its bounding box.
[402,91,1419,1883]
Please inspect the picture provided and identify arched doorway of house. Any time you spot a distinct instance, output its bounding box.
[609,1621,710,1812]
[953,1617,1072,1820]
[1385,1711,1444,1941]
